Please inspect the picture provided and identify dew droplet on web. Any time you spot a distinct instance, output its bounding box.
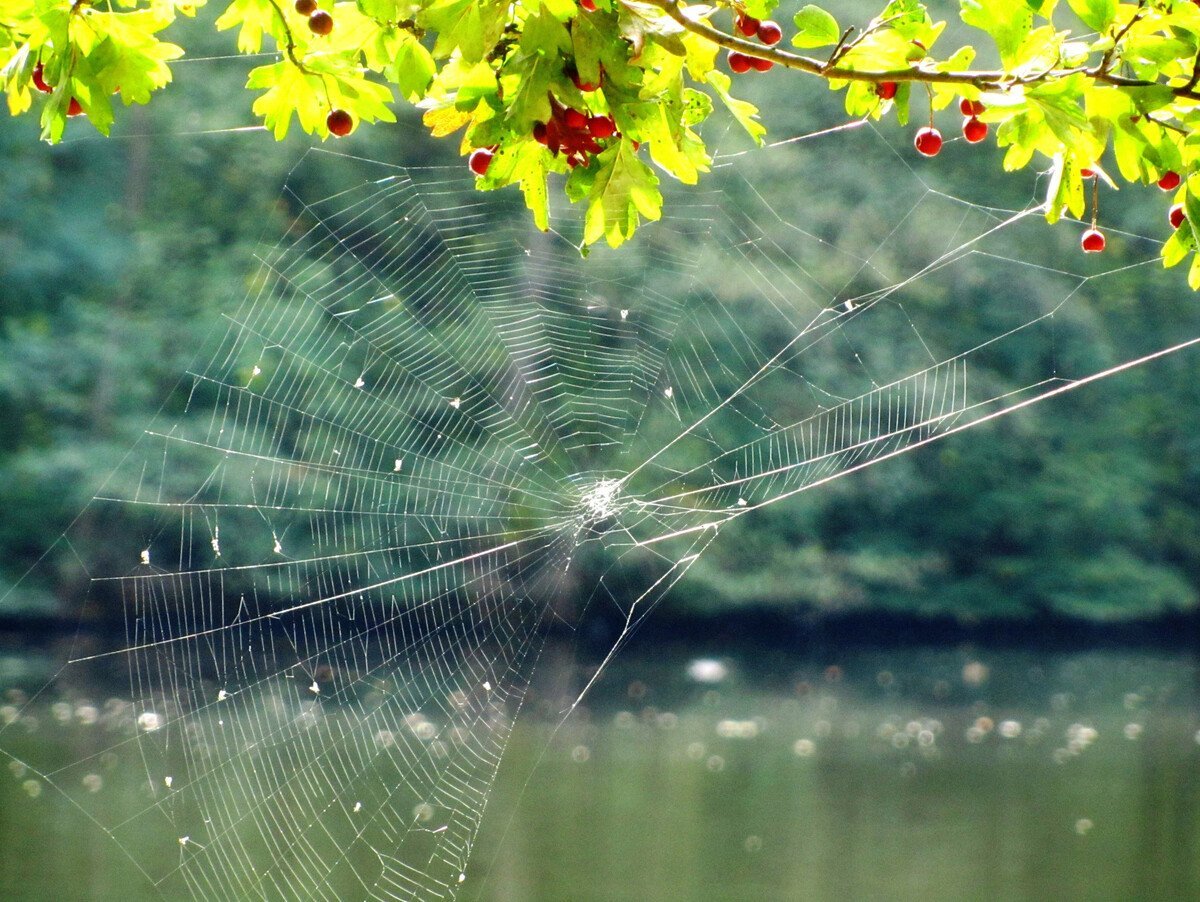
[412,802,434,823]
[137,711,163,732]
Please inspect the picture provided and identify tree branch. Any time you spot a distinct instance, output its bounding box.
[643,0,1200,100]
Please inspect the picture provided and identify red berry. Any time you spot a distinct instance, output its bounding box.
[326,109,353,136]
[959,98,985,116]
[736,14,760,36]
[588,115,616,138]
[308,10,333,35]
[875,81,897,100]
[1158,170,1182,191]
[749,56,773,72]
[580,0,597,9]
[533,122,548,144]
[757,20,782,45]
[1170,203,1186,230]
[1081,228,1106,253]
[469,147,494,176]
[564,108,588,130]
[728,51,752,74]
[962,116,987,144]
[1080,167,1096,178]
[66,97,83,117]
[294,0,316,13]
[32,63,53,94]
[914,126,942,157]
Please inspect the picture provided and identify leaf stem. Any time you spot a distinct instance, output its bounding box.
[263,0,310,74]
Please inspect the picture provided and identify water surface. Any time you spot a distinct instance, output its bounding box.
[2,641,1197,900]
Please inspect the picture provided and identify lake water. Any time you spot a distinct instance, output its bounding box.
[1,639,1197,900]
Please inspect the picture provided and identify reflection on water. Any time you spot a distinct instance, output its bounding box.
[2,641,1198,901]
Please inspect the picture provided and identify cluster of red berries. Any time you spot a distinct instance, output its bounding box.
[1075,167,1189,253]
[728,12,781,73]
[1160,171,1189,235]
[530,98,617,169]
[912,98,990,157]
[295,0,333,35]
[30,63,84,117]
[959,98,987,144]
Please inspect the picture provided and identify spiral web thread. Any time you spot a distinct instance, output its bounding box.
[4,124,1200,901]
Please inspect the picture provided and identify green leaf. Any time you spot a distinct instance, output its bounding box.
[1187,247,1200,290]
[1162,221,1193,269]
[477,140,552,230]
[791,5,840,49]
[618,1,687,59]
[420,0,507,63]
[741,0,780,18]
[582,140,662,248]
[681,87,712,127]
[248,61,321,139]
[1044,155,1085,224]
[1113,118,1153,183]
[501,8,568,129]
[390,33,436,102]
[705,70,765,144]
[623,100,707,184]
[1066,0,1116,34]
[838,30,916,71]
[215,0,276,53]
[959,0,1033,66]
[81,9,183,105]
[571,5,609,86]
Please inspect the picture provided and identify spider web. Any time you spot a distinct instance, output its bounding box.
[4,122,1199,900]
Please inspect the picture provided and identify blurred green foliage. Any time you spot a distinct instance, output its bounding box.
[2,17,1200,627]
